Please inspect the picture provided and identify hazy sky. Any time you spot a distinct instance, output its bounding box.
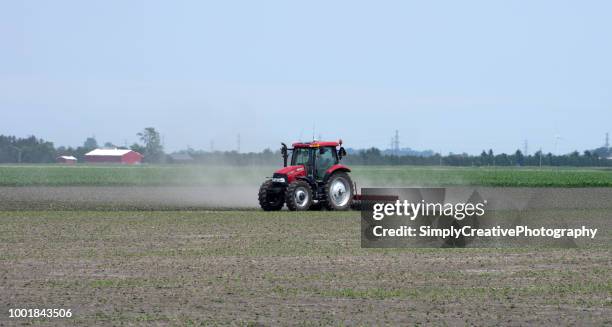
[1,1,611,154]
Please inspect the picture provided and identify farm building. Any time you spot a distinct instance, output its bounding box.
[84,148,143,164]
[169,153,194,164]
[56,155,77,164]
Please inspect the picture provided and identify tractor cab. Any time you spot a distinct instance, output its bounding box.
[284,141,347,181]
[259,140,353,211]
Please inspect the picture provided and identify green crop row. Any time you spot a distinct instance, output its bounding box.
[0,164,611,187]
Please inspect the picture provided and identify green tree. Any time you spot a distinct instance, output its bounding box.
[137,127,165,163]
[0,135,56,163]
[515,150,524,166]
[83,137,98,150]
[479,150,488,166]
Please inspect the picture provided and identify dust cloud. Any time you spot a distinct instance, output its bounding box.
[0,163,271,209]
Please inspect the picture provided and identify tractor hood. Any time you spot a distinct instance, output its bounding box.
[274,165,306,183]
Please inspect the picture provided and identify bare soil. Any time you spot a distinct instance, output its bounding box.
[0,210,610,326]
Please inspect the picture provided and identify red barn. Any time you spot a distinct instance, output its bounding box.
[57,155,77,164]
[84,149,143,164]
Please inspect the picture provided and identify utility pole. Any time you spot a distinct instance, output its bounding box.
[394,130,400,156]
[606,132,609,149]
[237,134,241,153]
[312,124,315,141]
[524,140,528,156]
[554,135,562,155]
[539,147,542,168]
[9,145,22,164]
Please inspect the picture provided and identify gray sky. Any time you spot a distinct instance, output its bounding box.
[1,1,611,154]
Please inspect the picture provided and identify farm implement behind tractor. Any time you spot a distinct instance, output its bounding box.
[258,140,397,211]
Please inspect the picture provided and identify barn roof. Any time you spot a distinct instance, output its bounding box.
[58,156,77,160]
[85,148,133,156]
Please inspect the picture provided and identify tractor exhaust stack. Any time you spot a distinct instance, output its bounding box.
[281,143,288,167]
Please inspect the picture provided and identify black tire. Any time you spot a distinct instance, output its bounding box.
[285,180,313,211]
[324,172,353,210]
[308,202,323,211]
[258,180,284,211]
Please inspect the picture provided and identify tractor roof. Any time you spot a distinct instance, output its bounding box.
[292,141,340,148]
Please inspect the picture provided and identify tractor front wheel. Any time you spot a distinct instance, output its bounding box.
[285,180,313,211]
[258,180,284,211]
[325,172,353,210]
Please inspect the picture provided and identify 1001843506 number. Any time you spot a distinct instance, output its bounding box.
[9,308,72,318]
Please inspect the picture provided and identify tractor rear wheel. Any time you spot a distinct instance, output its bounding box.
[325,172,353,210]
[258,180,284,211]
[285,180,313,211]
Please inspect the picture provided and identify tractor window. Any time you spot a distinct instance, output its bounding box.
[291,148,310,166]
[315,147,336,179]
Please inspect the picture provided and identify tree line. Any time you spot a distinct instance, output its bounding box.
[0,128,164,164]
[0,131,611,167]
[343,147,612,167]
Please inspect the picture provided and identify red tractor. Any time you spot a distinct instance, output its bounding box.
[258,140,354,211]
